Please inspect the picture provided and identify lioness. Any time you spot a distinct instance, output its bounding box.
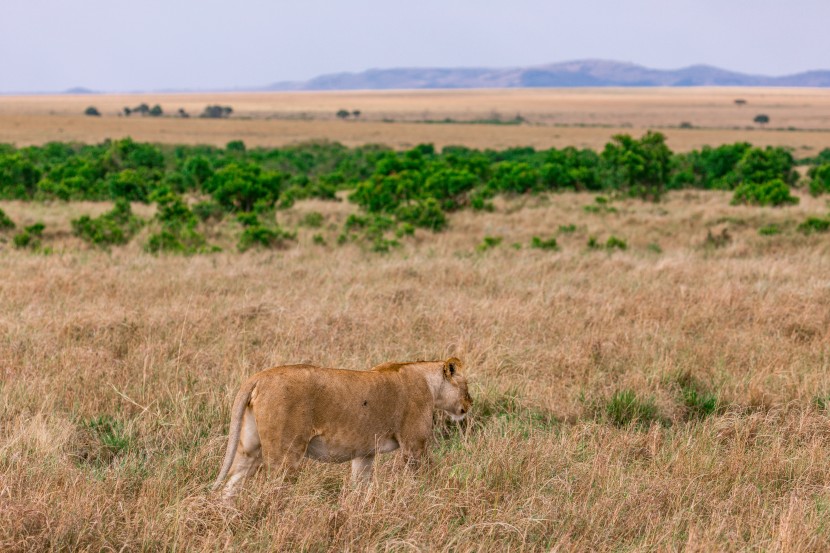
[212,357,472,497]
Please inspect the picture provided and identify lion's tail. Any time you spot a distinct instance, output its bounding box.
[211,379,257,492]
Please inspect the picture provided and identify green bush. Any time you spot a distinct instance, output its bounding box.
[13,222,45,250]
[226,140,246,153]
[236,212,260,227]
[731,179,798,207]
[204,162,286,212]
[106,169,153,202]
[72,199,144,247]
[145,192,212,254]
[238,224,296,252]
[797,217,830,234]
[758,224,781,236]
[0,153,41,199]
[191,200,225,223]
[605,236,627,250]
[808,164,830,196]
[395,198,447,231]
[734,146,797,186]
[530,236,558,250]
[145,227,211,255]
[488,161,540,194]
[600,131,671,201]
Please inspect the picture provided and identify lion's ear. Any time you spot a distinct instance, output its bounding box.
[443,357,462,379]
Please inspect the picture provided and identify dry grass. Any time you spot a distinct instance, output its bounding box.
[2,190,830,551]
[2,88,830,155]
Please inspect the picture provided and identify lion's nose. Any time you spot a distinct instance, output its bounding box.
[460,408,467,414]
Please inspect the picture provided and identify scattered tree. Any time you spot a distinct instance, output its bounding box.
[352,110,362,119]
[734,99,747,106]
[754,114,770,126]
[336,109,351,120]
[84,106,101,117]
[177,108,189,118]
[149,105,163,117]
[201,105,233,118]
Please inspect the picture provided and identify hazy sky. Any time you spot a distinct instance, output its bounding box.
[2,0,829,92]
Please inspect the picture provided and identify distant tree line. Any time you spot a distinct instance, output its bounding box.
[81,104,234,118]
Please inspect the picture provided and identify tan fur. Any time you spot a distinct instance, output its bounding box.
[211,357,472,498]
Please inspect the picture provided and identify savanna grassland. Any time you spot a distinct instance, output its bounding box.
[2,89,830,551]
[2,191,830,551]
[2,87,830,154]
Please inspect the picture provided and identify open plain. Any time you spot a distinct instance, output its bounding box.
[2,87,830,154]
[2,187,830,550]
[2,87,830,551]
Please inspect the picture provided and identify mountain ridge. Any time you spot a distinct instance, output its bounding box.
[266,59,830,90]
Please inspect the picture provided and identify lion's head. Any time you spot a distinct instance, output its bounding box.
[436,357,472,421]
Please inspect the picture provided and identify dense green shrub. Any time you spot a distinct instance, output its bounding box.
[808,164,830,196]
[670,142,752,190]
[72,199,144,247]
[106,169,155,202]
[13,222,45,250]
[731,178,798,207]
[488,161,540,194]
[0,153,41,199]
[1,137,823,257]
[395,198,447,231]
[144,191,213,254]
[191,200,225,222]
[734,146,797,186]
[600,131,671,200]
[203,162,286,211]
[238,224,296,252]
[540,147,601,190]
[105,138,165,172]
[797,217,830,234]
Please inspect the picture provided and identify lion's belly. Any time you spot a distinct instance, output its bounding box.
[305,435,399,463]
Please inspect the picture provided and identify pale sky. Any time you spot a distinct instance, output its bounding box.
[2,0,828,92]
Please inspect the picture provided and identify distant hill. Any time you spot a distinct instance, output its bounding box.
[266,60,830,90]
[63,87,98,94]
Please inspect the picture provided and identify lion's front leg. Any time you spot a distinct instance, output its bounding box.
[399,437,429,470]
[350,455,375,485]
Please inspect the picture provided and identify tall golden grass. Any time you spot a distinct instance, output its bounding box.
[1,191,830,550]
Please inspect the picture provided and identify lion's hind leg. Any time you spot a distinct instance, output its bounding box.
[222,406,262,500]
